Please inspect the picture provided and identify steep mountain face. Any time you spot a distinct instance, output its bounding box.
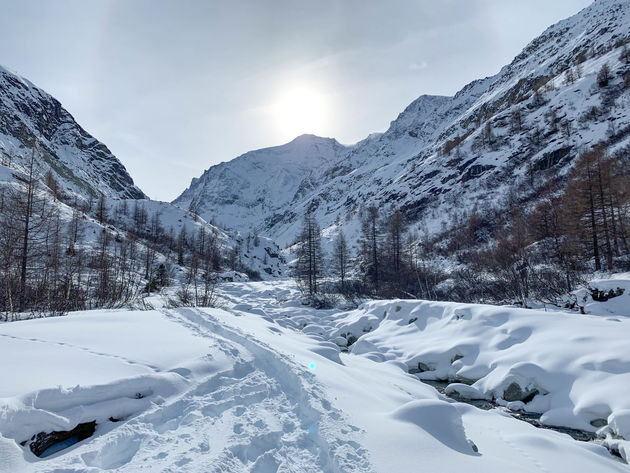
[0,65,284,291]
[176,0,630,248]
[174,134,349,233]
[0,65,145,200]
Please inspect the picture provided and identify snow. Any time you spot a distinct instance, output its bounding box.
[325,297,630,438]
[574,273,630,317]
[0,65,145,201]
[173,0,630,252]
[2,1,629,469]
[1,279,629,471]
[0,310,219,398]
[173,134,349,234]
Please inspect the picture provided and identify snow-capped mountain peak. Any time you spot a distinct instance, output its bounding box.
[174,134,349,233]
[174,0,630,248]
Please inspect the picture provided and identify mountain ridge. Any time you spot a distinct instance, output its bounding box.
[174,0,630,248]
[0,65,145,201]
[174,134,349,232]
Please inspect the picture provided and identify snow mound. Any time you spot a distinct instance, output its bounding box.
[391,399,477,455]
[1,280,629,471]
[329,296,630,440]
[575,273,630,317]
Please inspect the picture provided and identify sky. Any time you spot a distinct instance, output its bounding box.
[0,0,593,201]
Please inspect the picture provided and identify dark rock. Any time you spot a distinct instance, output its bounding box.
[590,286,624,302]
[469,440,479,453]
[408,362,433,374]
[503,382,539,403]
[264,247,279,259]
[27,420,96,457]
[590,418,608,428]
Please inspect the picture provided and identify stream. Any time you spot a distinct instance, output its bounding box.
[418,379,600,442]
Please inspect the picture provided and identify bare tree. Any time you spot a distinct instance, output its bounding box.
[359,206,381,290]
[331,230,350,292]
[597,63,610,87]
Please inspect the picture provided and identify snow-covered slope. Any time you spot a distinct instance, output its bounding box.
[2,281,629,471]
[175,0,630,248]
[328,299,630,438]
[103,197,286,280]
[0,65,145,200]
[0,65,285,285]
[174,134,349,235]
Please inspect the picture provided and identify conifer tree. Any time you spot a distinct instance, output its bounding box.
[295,211,324,295]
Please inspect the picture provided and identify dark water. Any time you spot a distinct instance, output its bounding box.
[419,379,598,442]
[40,436,81,458]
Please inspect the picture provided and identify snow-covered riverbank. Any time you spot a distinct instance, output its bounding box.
[1,279,629,471]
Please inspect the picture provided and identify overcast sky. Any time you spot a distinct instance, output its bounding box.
[0,0,592,201]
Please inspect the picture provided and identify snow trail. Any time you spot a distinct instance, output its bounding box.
[9,305,371,472]
[166,307,372,473]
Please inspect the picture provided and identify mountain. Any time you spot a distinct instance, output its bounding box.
[175,0,630,248]
[0,65,145,200]
[0,64,286,314]
[174,134,349,234]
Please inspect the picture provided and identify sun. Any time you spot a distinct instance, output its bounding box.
[272,85,329,140]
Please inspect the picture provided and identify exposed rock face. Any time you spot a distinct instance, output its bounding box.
[175,0,630,248]
[0,65,145,200]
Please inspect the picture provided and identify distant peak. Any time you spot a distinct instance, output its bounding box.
[289,134,338,145]
[404,94,451,111]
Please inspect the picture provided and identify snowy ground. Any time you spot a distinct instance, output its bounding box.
[1,279,629,472]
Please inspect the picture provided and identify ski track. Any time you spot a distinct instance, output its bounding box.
[15,280,629,472]
[29,306,371,473]
[164,307,372,473]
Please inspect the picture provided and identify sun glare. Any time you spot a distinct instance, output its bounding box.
[272,86,328,140]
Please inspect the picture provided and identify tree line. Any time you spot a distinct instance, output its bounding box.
[294,205,427,302]
[0,146,231,320]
